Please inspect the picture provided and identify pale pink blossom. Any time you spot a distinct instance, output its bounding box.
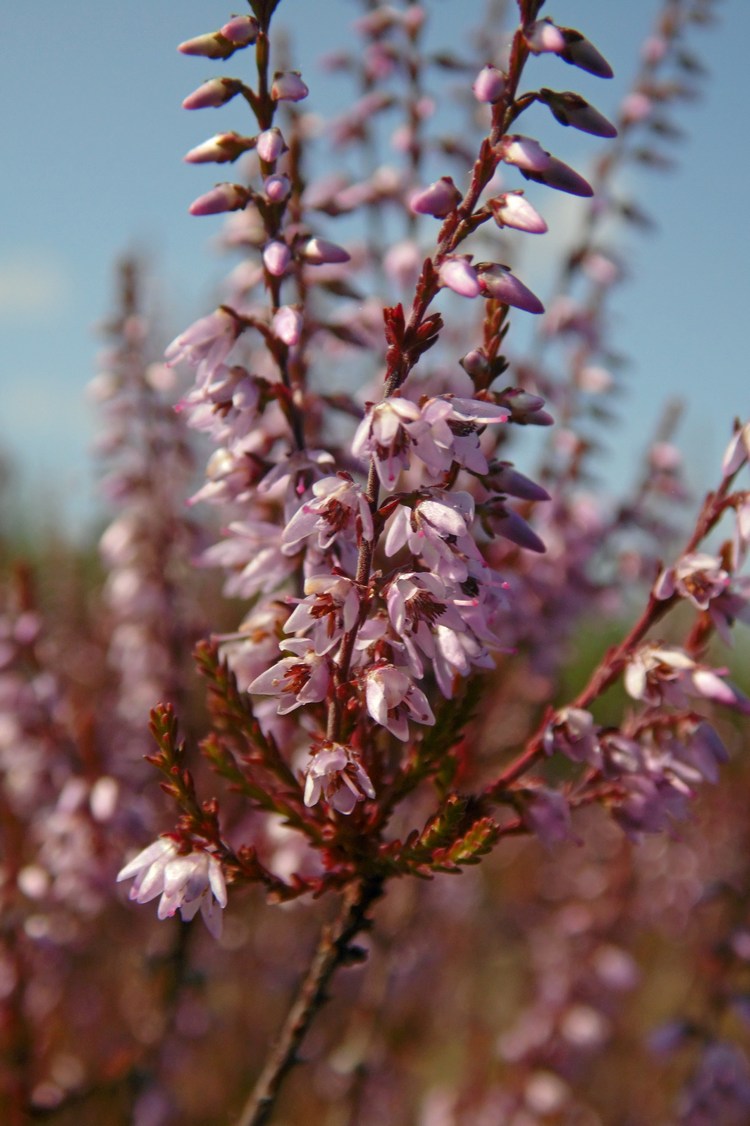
[303,744,375,814]
[184,131,254,164]
[183,77,242,111]
[282,476,374,554]
[410,176,462,218]
[654,552,730,610]
[473,64,506,104]
[189,183,250,216]
[438,256,481,298]
[263,240,291,276]
[248,639,331,714]
[118,840,228,938]
[489,192,547,234]
[284,574,361,655]
[271,70,309,102]
[256,127,287,163]
[364,663,435,740]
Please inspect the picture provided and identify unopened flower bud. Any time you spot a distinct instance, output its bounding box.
[477,263,544,314]
[498,388,554,425]
[410,176,462,218]
[558,25,614,79]
[538,89,617,138]
[263,241,291,277]
[272,306,303,346]
[489,192,547,234]
[525,19,567,56]
[460,349,490,378]
[256,127,288,164]
[178,31,237,60]
[264,174,291,203]
[438,256,480,298]
[502,135,592,197]
[271,71,309,103]
[301,238,351,265]
[473,64,506,103]
[481,501,546,552]
[182,77,242,111]
[189,183,250,216]
[220,15,259,45]
[486,461,550,501]
[184,132,254,164]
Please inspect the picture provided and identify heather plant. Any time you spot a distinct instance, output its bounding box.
[2,0,750,1123]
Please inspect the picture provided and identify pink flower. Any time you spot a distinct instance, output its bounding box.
[477,263,544,314]
[501,135,593,197]
[625,644,750,714]
[165,308,240,379]
[473,65,506,104]
[271,305,303,347]
[722,420,750,477]
[271,71,309,102]
[284,574,361,655]
[364,663,435,739]
[182,77,242,111]
[117,840,228,938]
[256,127,288,163]
[489,192,547,234]
[248,639,331,714]
[184,132,254,164]
[189,183,250,216]
[303,744,375,815]
[263,240,291,277]
[264,174,292,203]
[654,553,730,611]
[282,476,374,554]
[301,237,351,265]
[438,256,481,298]
[220,16,259,45]
[410,176,462,218]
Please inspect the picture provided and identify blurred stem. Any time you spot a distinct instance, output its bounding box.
[233,876,383,1126]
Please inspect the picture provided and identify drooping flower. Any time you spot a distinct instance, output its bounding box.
[364,663,435,739]
[303,743,375,814]
[117,839,228,938]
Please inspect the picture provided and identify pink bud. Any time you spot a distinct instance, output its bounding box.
[184,132,254,164]
[501,135,551,175]
[560,27,613,79]
[271,71,309,103]
[178,32,236,60]
[263,241,291,277]
[525,19,567,56]
[264,174,292,202]
[410,176,462,218]
[502,135,592,197]
[438,257,481,298]
[539,89,617,138]
[189,183,250,216]
[477,264,544,314]
[182,78,242,111]
[483,502,546,552]
[256,127,288,164]
[220,16,259,45]
[489,192,547,234]
[473,64,506,103]
[272,306,303,346]
[301,238,351,265]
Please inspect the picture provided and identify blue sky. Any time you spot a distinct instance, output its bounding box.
[1,1,748,537]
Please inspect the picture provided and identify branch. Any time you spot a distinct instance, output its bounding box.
[233,877,383,1126]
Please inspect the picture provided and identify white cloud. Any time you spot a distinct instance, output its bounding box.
[0,248,71,320]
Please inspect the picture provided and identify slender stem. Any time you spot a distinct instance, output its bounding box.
[233,877,383,1126]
